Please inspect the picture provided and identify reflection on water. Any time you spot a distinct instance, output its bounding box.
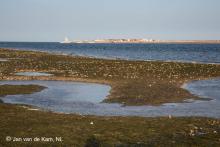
[15,72,53,76]
[0,79,220,118]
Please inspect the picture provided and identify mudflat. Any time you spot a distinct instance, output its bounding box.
[1,48,220,105]
[0,48,220,146]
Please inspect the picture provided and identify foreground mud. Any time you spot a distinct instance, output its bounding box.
[0,104,220,146]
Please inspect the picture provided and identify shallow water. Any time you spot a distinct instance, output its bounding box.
[15,72,53,76]
[0,42,220,64]
[1,79,220,118]
[0,58,8,62]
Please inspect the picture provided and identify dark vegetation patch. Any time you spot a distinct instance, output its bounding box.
[0,84,46,97]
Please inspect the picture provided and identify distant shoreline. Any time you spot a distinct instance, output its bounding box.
[150,40,220,44]
[62,39,220,44]
[0,40,220,44]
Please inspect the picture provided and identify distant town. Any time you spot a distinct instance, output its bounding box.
[61,37,220,44]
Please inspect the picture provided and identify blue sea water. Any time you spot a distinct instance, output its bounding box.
[0,42,220,63]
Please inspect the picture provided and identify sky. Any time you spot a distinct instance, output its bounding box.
[0,0,220,42]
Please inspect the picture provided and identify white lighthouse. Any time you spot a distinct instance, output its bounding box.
[61,37,72,43]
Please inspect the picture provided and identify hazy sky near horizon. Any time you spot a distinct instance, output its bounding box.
[0,0,220,42]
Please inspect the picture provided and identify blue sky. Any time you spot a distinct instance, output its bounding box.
[0,0,220,41]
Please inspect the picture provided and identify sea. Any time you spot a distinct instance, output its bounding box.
[0,42,220,64]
